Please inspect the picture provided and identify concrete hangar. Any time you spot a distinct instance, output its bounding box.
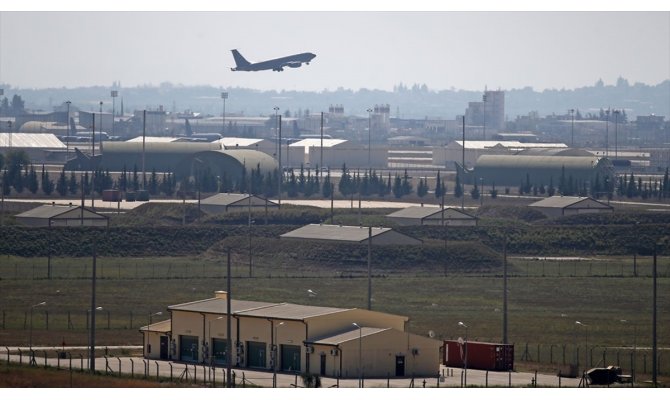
[65,141,278,182]
[142,291,441,379]
[459,148,614,188]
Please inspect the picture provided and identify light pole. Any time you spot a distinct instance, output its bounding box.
[569,109,575,147]
[605,109,610,157]
[146,311,163,361]
[111,90,118,138]
[99,101,103,147]
[458,321,468,387]
[576,321,588,372]
[221,92,228,135]
[366,108,372,168]
[65,100,71,163]
[482,92,487,141]
[87,306,102,370]
[273,321,284,387]
[352,322,362,387]
[613,109,620,160]
[620,319,636,383]
[29,301,46,361]
[273,107,280,158]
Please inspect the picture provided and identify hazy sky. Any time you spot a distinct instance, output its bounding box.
[1,10,668,92]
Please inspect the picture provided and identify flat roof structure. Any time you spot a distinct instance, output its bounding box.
[307,327,390,346]
[0,132,65,148]
[529,196,612,209]
[280,224,422,245]
[289,138,347,148]
[386,206,477,226]
[214,137,266,148]
[529,196,613,217]
[15,204,109,227]
[199,193,278,214]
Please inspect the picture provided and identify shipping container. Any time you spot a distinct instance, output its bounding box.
[102,189,122,202]
[443,340,514,371]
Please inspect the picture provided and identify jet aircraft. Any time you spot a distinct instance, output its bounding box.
[230,49,316,72]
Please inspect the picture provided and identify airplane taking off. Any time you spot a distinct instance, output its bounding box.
[230,49,316,72]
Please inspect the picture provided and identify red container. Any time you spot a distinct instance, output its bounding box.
[443,340,514,371]
[102,189,122,202]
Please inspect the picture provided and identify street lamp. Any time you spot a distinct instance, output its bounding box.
[575,321,588,372]
[221,92,228,135]
[87,306,103,370]
[352,322,362,387]
[273,321,284,388]
[65,100,71,163]
[613,109,621,160]
[98,101,103,153]
[458,321,468,387]
[29,301,46,363]
[111,90,118,138]
[620,319,636,383]
[569,109,575,147]
[605,109,610,157]
[273,107,280,158]
[146,311,163,359]
[366,108,372,168]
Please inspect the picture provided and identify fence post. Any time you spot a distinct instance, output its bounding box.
[156,361,159,380]
[43,350,48,368]
[117,357,121,377]
[19,349,23,365]
[534,370,538,387]
[485,370,489,387]
[143,359,148,378]
[558,373,561,388]
[130,358,134,378]
[508,370,512,387]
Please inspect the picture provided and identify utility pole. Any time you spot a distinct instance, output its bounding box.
[90,241,97,372]
[226,249,232,387]
[367,226,372,310]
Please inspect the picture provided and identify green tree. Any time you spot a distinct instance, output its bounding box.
[401,169,412,195]
[27,164,39,194]
[40,165,54,195]
[434,171,444,199]
[68,171,79,195]
[392,174,403,199]
[56,169,68,196]
[489,181,498,199]
[148,169,159,195]
[322,169,332,198]
[417,177,428,198]
[454,172,463,198]
[470,178,480,200]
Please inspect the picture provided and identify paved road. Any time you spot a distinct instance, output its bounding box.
[2,346,582,388]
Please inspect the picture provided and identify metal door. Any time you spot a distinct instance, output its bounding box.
[395,355,405,377]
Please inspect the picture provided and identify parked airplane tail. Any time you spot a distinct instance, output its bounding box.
[231,49,251,70]
[184,118,193,137]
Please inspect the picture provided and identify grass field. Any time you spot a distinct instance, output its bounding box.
[0,254,668,376]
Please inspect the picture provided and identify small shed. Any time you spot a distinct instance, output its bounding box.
[280,224,422,245]
[199,193,278,214]
[528,196,613,218]
[15,204,109,227]
[386,206,478,226]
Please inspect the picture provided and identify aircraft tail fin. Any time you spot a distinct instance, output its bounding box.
[231,49,251,69]
[184,118,193,137]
